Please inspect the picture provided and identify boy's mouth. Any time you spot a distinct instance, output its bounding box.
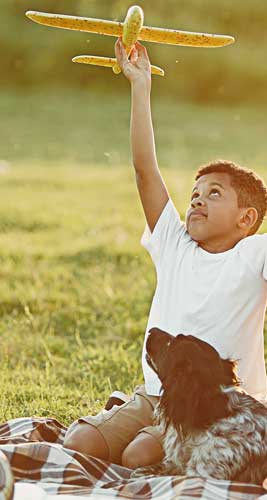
[191,214,206,219]
[189,210,207,220]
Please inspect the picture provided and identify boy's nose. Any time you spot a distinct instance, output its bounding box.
[191,197,205,208]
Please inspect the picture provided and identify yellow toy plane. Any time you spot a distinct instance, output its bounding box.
[26,5,235,77]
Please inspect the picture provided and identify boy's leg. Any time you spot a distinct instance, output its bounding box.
[63,385,159,464]
[64,422,109,460]
[121,426,165,468]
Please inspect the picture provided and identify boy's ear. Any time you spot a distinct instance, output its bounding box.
[238,207,258,232]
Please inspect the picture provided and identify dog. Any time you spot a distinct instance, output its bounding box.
[133,327,267,484]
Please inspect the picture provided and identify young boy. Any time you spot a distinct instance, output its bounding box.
[63,38,267,472]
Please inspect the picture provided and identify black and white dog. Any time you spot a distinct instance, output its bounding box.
[135,327,267,484]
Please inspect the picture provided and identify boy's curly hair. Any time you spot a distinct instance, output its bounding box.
[195,160,267,235]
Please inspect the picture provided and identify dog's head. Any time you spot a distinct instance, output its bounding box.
[146,328,240,432]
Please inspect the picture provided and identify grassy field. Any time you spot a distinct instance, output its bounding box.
[0,89,266,425]
[2,88,267,168]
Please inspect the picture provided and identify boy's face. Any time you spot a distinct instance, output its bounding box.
[185,172,246,248]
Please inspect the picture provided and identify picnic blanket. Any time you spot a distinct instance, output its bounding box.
[0,416,266,499]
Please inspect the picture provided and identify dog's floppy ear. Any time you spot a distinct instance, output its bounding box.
[159,341,234,431]
[161,366,232,432]
[196,382,232,428]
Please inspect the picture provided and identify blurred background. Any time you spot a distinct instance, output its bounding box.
[2,0,267,168]
[0,1,267,420]
[3,0,267,101]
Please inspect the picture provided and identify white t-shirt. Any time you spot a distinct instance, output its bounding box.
[141,199,267,401]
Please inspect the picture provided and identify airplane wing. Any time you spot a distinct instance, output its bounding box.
[139,26,235,48]
[26,11,123,37]
[26,11,235,48]
[72,55,165,76]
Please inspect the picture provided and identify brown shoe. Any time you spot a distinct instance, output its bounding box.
[104,390,130,410]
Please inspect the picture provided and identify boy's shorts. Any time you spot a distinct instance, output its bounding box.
[73,385,164,464]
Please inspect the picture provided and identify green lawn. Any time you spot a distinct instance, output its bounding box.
[0,89,266,424]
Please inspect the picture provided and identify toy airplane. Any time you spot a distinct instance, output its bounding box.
[25,5,235,77]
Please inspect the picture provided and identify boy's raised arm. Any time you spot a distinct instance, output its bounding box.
[115,38,169,233]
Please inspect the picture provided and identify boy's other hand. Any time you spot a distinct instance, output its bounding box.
[115,37,151,88]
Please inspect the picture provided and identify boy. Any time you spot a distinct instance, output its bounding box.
[63,38,267,471]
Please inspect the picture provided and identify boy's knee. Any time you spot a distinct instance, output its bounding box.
[121,432,164,469]
[63,422,109,460]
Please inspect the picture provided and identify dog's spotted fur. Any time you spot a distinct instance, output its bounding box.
[133,328,267,484]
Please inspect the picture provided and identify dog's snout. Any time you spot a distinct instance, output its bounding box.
[146,328,174,355]
[145,352,159,375]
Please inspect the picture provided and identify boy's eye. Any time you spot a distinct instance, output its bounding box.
[191,188,220,201]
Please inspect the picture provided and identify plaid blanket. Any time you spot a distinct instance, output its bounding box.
[0,416,266,499]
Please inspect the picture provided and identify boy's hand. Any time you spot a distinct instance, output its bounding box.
[115,37,151,88]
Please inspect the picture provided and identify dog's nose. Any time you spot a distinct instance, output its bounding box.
[146,328,162,350]
[175,334,186,341]
[146,327,175,359]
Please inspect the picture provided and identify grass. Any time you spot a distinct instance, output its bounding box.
[2,88,267,169]
[0,89,266,425]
